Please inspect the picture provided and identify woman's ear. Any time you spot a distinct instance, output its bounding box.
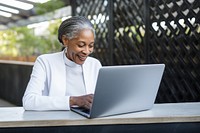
[62,35,69,47]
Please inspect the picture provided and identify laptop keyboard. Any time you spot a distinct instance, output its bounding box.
[71,106,91,114]
[80,108,90,114]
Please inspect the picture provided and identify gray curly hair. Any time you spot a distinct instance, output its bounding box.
[58,16,95,44]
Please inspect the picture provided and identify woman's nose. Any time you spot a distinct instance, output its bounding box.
[83,47,92,54]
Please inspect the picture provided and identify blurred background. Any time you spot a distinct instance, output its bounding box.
[0,0,70,62]
[0,0,199,106]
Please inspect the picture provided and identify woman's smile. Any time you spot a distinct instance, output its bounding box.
[64,29,95,65]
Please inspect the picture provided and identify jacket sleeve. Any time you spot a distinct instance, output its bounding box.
[83,57,102,94]
[22,56,70,111]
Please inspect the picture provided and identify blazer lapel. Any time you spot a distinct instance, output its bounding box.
[49,52,67,96]
[82,63,94,94]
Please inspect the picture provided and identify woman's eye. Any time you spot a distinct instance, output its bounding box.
[89,45,94,48]
[78,44,84,47]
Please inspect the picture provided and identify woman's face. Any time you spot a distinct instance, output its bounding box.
[62,29,95,65]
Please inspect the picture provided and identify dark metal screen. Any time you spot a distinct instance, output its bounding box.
[70,0,200,103]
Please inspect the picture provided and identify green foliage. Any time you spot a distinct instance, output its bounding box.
[35,0,66,15]
[0,0,66,60]
[0,29,18,56]
[0,19,62,57]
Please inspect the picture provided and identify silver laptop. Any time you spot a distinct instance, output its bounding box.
[71,64,165,118]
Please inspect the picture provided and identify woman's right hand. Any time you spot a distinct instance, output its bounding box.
[70,94,94,109]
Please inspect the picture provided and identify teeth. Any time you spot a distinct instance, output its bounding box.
[79,56,86,60]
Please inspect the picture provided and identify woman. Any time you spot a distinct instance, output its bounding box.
[22,16,102,111]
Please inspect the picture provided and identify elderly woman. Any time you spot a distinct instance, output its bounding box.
[22,16,102,111]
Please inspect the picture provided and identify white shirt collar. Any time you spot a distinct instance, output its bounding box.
[63,48,82,67]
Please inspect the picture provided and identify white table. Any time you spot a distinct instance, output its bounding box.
[0,102,200,133]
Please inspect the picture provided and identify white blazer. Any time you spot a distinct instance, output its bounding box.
[22,51,102,111]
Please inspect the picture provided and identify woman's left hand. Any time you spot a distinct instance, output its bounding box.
[70,94,94,109]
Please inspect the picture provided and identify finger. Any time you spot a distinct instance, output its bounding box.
[86,94,94,103]
[83,103,90,109]
[84,100,93,109]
